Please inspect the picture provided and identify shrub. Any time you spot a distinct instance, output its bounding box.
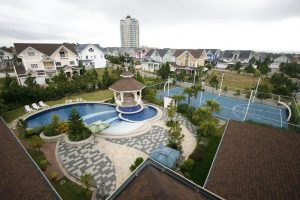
[180,159,195,172]
[50,172,58,182]
[58,121,69,134]
[183,172,191,179]
[44,115,61,136]
[234,89,241,96]
[40,160,48,171]
[68,108,92,141]
[189,143,205,161]
[130,157,144,172]
[30,135,44,151]
[166,120,175,127]
[25,127,44,138]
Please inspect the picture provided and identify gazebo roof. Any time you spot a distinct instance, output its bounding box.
[150,144,181,169]
[120,71,134,78]
[109,78,145,92]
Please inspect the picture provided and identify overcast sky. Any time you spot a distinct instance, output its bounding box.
[1,0,300,52]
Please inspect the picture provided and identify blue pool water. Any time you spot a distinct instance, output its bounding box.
[26,103,159,129]
[120,106,158,122]
[157,87,288,128]
[118,105,142,113]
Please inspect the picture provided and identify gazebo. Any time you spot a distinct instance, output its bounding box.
[109,70,145,110]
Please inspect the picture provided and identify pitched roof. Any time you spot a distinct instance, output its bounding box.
[14,65,26,75]
[109,77,145,91]
[14,43,78,56]
[173,49,205,59]
[145,48,170,57]
[0,46,14,54]
[222,50,253,59]
[0,118,61,200]
[205,120,300,200]
[108,158,223,200]
[205,49,219,55]
[75,44,105,52]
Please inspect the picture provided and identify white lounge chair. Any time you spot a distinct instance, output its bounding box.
[25,105,33,113]
[39,101,49,107]
[32,103,41,110]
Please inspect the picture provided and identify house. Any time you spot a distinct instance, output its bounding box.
[205,49,221,62]
[107,158,222,200]
[220,50,254,64]
[204,120,300,200]
[0,118,61,200]
[173,49,206,67]
[105,47,119,56]
[75,44,106,69]
[291,55,300,64]
[273,55,291,64]
[144,48,174,63]
[134,48,148,59]
[14,43,80,85]
[0,46,14,70]
[141,48,174,72]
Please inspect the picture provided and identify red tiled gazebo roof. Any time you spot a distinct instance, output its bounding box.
[109,78,145,92]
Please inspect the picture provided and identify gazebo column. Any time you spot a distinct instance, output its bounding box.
[134,92,138,101]
[120,92,124,103]
[113,91,117,100]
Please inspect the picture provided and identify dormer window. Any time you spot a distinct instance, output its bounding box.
[59,50,66,58]
[28,52,35,56]
[89,48,94,52]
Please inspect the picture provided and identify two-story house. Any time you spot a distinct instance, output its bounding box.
[220,50,254,64]
[141,48,174,72]
[205,49,221,63]
[14,43,79,85]
[0,47,14,70]
[75,44,106,69]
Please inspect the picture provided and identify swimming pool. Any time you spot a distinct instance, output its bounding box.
[25,103,160,132]
[120,106,158,122]
[157,87,288,128]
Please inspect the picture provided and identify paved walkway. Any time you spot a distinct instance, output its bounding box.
[106,125,168,154]
[57,140,116,194]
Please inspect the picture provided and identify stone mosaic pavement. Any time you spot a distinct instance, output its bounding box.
[106,125,168,154]
[57,140,116,194]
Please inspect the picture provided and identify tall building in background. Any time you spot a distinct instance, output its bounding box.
[120,15,139,48]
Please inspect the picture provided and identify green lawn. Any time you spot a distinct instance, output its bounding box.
[1,89,113,123]
[52,177,92,200]
[27,148,48,169]
[93,68,114,80]
[189,124,226,186]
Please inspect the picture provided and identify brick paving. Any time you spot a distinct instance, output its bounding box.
[106,126,168,154]
[57,140,116,194]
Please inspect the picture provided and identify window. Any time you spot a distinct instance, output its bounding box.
[55,62,61,66]
[28,52,35,56]
[70,61,75,65]
[59,50,66,58]
[86,55,88,59]
[31,64,38,68]
[89,48,94,52]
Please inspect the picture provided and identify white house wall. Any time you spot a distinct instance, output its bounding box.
[78,44,106,68]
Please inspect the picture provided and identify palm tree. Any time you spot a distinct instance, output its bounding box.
[192,84,204,108]
[209,75,219,93]
[171,94,185,107]
[80,173,94,192]
[167,105,177,121]
[205,100,221,113]
[184,87,193,105]
[192,107,212,125]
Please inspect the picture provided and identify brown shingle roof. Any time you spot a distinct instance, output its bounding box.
[0,46,14,54]
[108,158,222,200]
[0,118,61,200]
[14,43,77,56]
[109,78,144,91]
[205,120,300,200]
[173,49,205,59]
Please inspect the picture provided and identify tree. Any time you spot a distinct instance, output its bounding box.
[192,107,212,124]
[136,70,144,83]
[68,108,92,141]
[102,67,112,88]
[130,157,144,172]
[245,64,255,74]
[167,121,184,151]
[184,87,193,104]
[24,73,36,87]
[270,73,299,96]
[205,100,221,113]
[257,57,271,74]
[52,70,67,83]
[43,115,61,136]
[30,136,44,151]
[197,120,218,138]
[171,94,185,106]
[192,84,204,107]
[209,75,219,92]
[80,173,94,192]
[157,62,171,80]
[234,62,241,71]
[167,105,177,121]
[256,84,272,103]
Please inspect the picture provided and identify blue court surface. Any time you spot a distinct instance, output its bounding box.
[157,87,288,128]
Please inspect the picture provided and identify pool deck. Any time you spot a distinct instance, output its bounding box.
[9,102,198,197]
